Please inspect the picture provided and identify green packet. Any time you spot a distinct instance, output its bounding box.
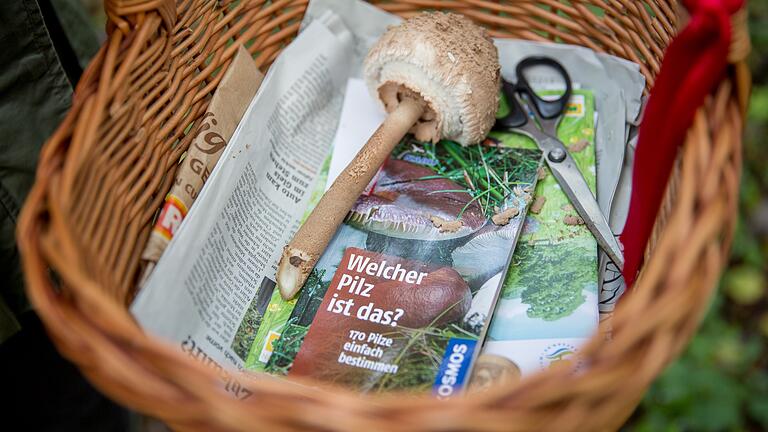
[482,89,600,377]
[244,89,596,373]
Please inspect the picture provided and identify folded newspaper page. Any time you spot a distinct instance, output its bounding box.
[256,101,542,395]
[598,128,640,324]
[131,16,355,390]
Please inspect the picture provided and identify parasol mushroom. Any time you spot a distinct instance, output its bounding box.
[277,12,500,299]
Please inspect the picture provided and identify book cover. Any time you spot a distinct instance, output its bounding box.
[264,138,542,395]
[479,89,600,380]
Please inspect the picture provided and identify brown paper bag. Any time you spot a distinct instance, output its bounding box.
[140,46,264,282]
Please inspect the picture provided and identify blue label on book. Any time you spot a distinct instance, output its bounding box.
[432,338,476,398]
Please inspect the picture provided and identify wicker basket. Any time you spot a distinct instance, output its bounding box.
[16,0,750,430]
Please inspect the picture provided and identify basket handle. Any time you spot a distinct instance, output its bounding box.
[104,0,176,34]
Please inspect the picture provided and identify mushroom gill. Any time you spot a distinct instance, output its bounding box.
[347,158,486,241]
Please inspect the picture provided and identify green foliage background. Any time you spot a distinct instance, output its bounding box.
[624,3,768,430]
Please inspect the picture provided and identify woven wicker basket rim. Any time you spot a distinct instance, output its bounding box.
[15,1,749,431]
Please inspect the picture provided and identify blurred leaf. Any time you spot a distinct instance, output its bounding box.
[630,288,767,431]
[739,336,764,369]
[724,265,766,305]
[748,398,768,428]
[748,86,768,121]
[747,371,768,427]
[759,312,768,338]
[691,370,744,430]
[730,217,765,267]
[739,169,762,212]
[713,336,743,368]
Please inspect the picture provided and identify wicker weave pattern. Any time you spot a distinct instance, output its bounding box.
[16,1,747,431]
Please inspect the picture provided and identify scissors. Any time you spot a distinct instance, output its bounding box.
[495,56,624,270]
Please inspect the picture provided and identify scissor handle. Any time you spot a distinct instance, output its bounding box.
[495,79,529,129]
[515,56,572,120]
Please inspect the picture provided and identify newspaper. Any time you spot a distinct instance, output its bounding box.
[598,127,640,318]
[131,16,355,376]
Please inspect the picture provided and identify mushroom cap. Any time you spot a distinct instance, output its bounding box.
[363,12,500,145]
[370,266,472,328]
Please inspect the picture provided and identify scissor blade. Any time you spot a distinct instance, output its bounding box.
[535,134,625,270]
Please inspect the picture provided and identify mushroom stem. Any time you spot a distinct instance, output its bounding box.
[277,96,426,299]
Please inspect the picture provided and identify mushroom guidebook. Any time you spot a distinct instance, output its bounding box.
[243,77,543,395]
[267,141,540,395]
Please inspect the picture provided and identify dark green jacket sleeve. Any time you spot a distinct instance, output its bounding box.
[0,0,98,343]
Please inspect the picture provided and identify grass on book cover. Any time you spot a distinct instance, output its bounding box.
[265,137,541,394]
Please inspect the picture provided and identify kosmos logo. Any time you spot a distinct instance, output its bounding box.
[538,342,584,373]
[433,338,476,398]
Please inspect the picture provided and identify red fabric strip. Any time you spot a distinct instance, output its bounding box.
[620,0,743,287]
